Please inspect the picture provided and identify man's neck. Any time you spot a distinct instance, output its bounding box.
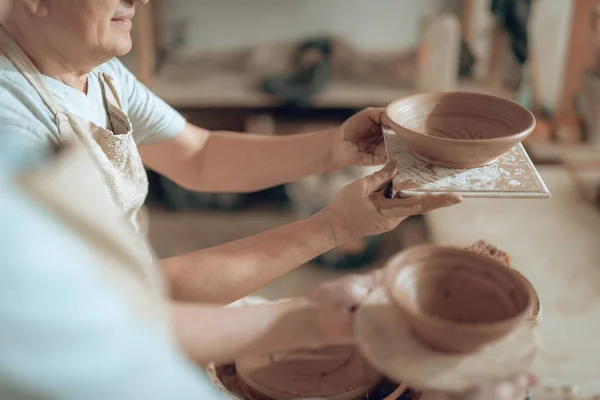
[3,21,90,93]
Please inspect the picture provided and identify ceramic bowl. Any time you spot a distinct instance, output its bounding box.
[385,92,536,168]
[464,241,542,326]
[384,245,533,354]
[512,269,542,327]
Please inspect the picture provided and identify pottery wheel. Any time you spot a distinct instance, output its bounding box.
[235,345,382,400]
[354,288,538,393]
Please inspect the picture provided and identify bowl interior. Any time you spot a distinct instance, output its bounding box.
[390,248,531,325]
[387,92,534,141]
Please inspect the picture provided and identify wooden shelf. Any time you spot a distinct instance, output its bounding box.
[525,141,600,165]
[132,1,515,111]
[149,59,513,110]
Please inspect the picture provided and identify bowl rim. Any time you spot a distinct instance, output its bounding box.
[383,244,533,332]
[385,91,536,144]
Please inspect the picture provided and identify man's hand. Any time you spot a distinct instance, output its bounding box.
[305,272,382,347]
[331,108,388,168]
[318,162,462,243]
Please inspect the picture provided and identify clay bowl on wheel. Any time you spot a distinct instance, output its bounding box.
[235,346,385,400]
[384,245,533,354]
[384,92,536,168]
[512,269,542,327]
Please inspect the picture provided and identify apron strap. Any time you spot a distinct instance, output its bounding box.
[98,72,124,110]
[0,25,61,118]
[97,72,132,136]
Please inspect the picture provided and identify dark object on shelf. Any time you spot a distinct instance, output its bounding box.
[154,175,289,212]
[260,37,332,107]
[313,235,382,269]
[491,0,532,65]
[247,184,291,211]
[158,176,249,211]
[459,39,476,77]
[145,169,166,205]
[577,72,600,144]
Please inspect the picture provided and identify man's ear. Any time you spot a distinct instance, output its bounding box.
[17,0,49,17]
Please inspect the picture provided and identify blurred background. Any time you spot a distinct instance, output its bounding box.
[122,0,600,301]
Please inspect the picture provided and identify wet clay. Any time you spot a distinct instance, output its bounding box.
[465,240,542,326]
[384,245,533,353]
[235,345,383,400]
[466,240,512,265]
[384,92,536,168]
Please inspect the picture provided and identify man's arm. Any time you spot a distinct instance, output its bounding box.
[161,164,462,304]
[139,122,338,193]
[171,272,380,366]
[171,298,320,365]
[162,209,342,303]
[117,58,385,193]
[115,58,338,192]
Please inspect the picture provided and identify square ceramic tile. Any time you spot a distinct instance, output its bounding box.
[384,128,551,198]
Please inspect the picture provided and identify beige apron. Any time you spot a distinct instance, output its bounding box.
[0,27,149,235]
[0,28,166,327]
[15,141,169,329]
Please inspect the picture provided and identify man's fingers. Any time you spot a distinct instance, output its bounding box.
[341,274,377,306]
[369,268,385,286]
[526,374,538,387]
[363,107,386,125]
[318,274,379,309]
[380,111,394,129]
[364,162,397,192]
[379,193,463,216]
[425,373,536,400]
[494,373,535,400]
[374,146,389,164]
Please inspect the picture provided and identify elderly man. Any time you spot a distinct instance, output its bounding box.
[0,0,462,305]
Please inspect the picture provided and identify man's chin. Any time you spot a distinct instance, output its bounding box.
[112,37,133,58]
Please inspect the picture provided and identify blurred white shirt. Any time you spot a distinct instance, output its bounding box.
[0,148,222,399]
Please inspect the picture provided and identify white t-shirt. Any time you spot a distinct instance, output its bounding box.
[0,57,186,151]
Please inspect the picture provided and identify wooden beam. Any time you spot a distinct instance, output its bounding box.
[555,0,598,119]
[488,21,507,90]
[152,0,163,66]
[133,2,156,85]
[461,0,477,45]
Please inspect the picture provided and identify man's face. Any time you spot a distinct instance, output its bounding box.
[35,0,145,64]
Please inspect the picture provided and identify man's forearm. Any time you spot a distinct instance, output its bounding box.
[188,128,338,192]
[171,298,319,365]
[161,210,347,304]
[140,123,339,193]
